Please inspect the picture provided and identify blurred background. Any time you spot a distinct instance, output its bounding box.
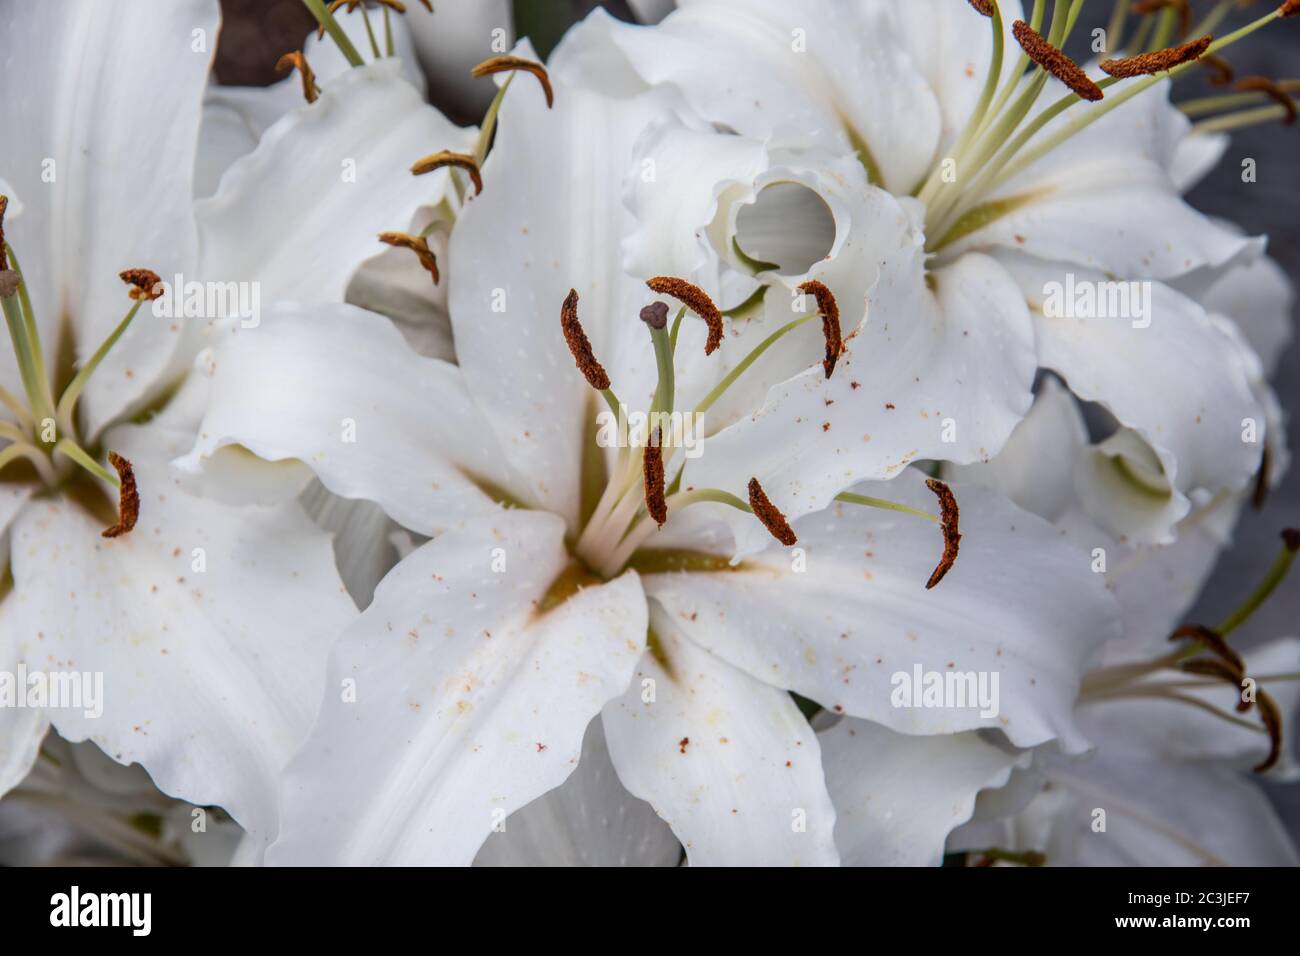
[212,0,1300,850]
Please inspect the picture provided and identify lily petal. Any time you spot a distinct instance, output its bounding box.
[602,608,839,865]
[2,452,355,847]
[642,470,1120,750]
[267,510,648,865]
[177,303,528,536]
[821,718,1024,866]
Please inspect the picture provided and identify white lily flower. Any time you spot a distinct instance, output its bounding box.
[547,0,1300,547]
[0,0,472,849]
[942,350,1299,865]
[179,42,1120,865]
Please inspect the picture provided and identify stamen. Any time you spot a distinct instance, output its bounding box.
[302,0,365,67]
[471,55,555,108]
[560,289,611,390]
[1254,688,1283,773]
[101,452,139,539]
[643,429,668,527]
[1253,444,1272,509]
[1168,623,1245,675]
[0,269,16,299]
[410,151,484,195]
[276,51,320,104]
[1202,53,1235,85]
[646,277,723,355]
[1100,34,1212,76]
[747,477,797,546]
[1235,75,1298,124]
[925,478,961,590]
[1011,19,1105,101]
[967,0,995,16]
[1133,0,1192,38]
[0,194,9,271]
[119,268,164,301]
[797,279,842,379]
[1283,0,1300,18]
[378,231,439,285]
[1215,528,1300,636]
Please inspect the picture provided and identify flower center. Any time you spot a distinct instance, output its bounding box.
[913,0,1300,253]
[0,195,143,537]
[558,276,959,583]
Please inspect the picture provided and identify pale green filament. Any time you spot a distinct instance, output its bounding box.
[56,298,144,440]
[302,0,364,67]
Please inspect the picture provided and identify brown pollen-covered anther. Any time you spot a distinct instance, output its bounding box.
[119,269,164,301]
[1132,0,1192,37]
[1235,75,1298,125]
[798,279,843,378]
[747,477,797,546]
[646,276,723,355]
[1282,0,1300,19]
[471,55,555,109]
[1168,623,1245,676]
[560,288,611,390]
[1201,53,1235,86]
[925,478,961,590]
[276,50,319,104]
[643,429,668,527]
[967,0,995,17]
[1255,688,1283,773]
[102,451,139,539]
[1100,35,1213,77]
[410,150,484,194]
[378,231,439,285]
[1012,20,1105,101]
[0,194,9,271]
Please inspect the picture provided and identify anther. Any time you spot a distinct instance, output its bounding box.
[276,51,319,104]
[1012,20,1105,101]
[645,277,723,355]
[798,280,842,379]
[747,478,797,546]
[925,478,961,590]
[119,269,163,301]
[1134,0,1192,36]
[378,231,439,285]
[0,194,8,271]
[1253,445,1273,509]
[471,55,555,108]
[560,289,611,390]
[102,452,139,539]
[1282,0,1300,19]
[410,150,483,194]
[1169,624,1245,675]
[643,429,668,527]
[1202,54,1235,86]
[0,270,17,299]
[1254,689,1283,773]
[1235,76,1298,125]
[1100,35,1213,77]
[639,301,669,330]
[967,0,994,16]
